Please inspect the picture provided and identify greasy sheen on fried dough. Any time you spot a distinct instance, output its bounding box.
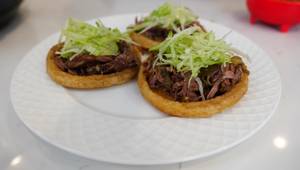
[130,32,160,49]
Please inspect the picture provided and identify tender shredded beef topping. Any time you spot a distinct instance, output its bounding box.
[135,18,206,42]
[54,41,138,75]
[144,55,247,102]
[141,27,172,42]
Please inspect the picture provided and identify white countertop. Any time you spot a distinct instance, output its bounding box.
[0,0,299,169]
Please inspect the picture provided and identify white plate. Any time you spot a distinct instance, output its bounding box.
[10,14,281,165]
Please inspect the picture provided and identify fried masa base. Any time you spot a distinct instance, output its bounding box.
[47,43,140,89]
[137,65,249,117]
[130,32,160,49]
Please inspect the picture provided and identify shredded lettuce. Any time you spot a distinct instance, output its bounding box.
[59,18,131,59]
[150,27,232,78]
[128,3,197,33]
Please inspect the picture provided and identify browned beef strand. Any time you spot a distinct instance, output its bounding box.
[135,19,206,42]
[144,55,245,102]
[185,21,206,32]
[141,27,172,42]
[53,41,138,75]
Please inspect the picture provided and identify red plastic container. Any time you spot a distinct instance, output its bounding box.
[247,0,300,32]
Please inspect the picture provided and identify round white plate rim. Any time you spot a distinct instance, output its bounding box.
[10,13,282,165]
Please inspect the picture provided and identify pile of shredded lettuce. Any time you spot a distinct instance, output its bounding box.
[150,27,232,78]
[128,3,197,33]
[58,18,131,59]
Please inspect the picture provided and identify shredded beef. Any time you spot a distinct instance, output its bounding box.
[135,19,206,42]
[184,21,206,32]
[53,41,138,75]
[144,55,245,102]
[141,27,172,42]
